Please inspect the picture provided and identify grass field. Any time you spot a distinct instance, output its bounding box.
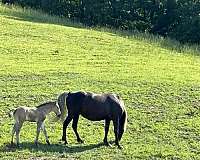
[0,4,200,160]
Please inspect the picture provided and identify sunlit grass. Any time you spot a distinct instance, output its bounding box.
[0,4,200,160]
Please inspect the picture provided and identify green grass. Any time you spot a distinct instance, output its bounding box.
[0,4,200,160]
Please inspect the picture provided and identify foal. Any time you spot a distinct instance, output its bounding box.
[10,101,61,146]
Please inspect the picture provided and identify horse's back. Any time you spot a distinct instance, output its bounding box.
[82,93,111,120]
[66,91,125,120]
[14,106,39,122]
[14,106,28,114]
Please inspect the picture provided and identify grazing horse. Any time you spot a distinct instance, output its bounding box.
[10,101,61,146]
[58,91,127,149]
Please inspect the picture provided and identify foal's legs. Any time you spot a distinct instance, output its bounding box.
[103,118,111,146]
[72,115,83,143]
[41,122,50,145]
[15,122,23,146]
[35,121,43,146]
[11,123,17,145]
[113,117,121,149]
[62,115,73,144]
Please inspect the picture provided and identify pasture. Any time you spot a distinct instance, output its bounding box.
[0,4,200,159]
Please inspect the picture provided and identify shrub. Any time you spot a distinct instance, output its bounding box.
[2,0,200,44]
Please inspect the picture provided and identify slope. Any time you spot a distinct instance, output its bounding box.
[0,4,200,160]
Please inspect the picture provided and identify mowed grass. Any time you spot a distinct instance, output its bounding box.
[0,4,200,160]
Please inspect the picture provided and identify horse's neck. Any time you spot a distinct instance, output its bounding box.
[37,105,53,115]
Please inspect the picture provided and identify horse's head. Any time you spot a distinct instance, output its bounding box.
[53,102,61,118]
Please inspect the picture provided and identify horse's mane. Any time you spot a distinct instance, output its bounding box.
[36,101,56,108]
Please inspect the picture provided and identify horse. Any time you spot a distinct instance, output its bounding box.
[58,91,127,149]
[9,101,61,147]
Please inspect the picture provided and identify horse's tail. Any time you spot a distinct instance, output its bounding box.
[121,109,127,131]
[58,92,69,121]
[118,99,127,141]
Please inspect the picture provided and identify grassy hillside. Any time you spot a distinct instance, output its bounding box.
[0,4,200,160]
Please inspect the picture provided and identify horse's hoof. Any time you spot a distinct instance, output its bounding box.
[104,142,112,147]
[115,141,122,149]
[117,145,123,149]
[103,139,112,147]
[61,137,68,145]
[46,140,50,145]
[77,139,84,144]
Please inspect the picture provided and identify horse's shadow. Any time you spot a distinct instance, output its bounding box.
[1,141,107,154]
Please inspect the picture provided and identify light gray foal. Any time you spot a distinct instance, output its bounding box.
[10,101,61,147]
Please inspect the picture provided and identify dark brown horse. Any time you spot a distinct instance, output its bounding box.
[58,91,127,149]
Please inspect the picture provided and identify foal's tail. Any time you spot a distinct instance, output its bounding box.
[8,112,12,118]
[57,92,69,121]
[8,109,16,118]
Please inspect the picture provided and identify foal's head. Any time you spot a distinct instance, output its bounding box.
[52,102,61,118]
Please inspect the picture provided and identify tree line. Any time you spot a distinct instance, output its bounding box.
[2,0,200,44]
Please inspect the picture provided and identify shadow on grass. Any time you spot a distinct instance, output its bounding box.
[1,141,105,153]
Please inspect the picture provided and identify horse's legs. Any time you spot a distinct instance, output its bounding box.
[72,115,83,143]
[41,122,50,145]
[103,118,111,146]
[15,122,23,146]
[35,121,42,146]
[11,123,17,145]
[62,115,73,144]
[113,117,121,149]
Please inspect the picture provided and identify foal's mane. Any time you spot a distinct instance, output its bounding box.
[36,101,56,108]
